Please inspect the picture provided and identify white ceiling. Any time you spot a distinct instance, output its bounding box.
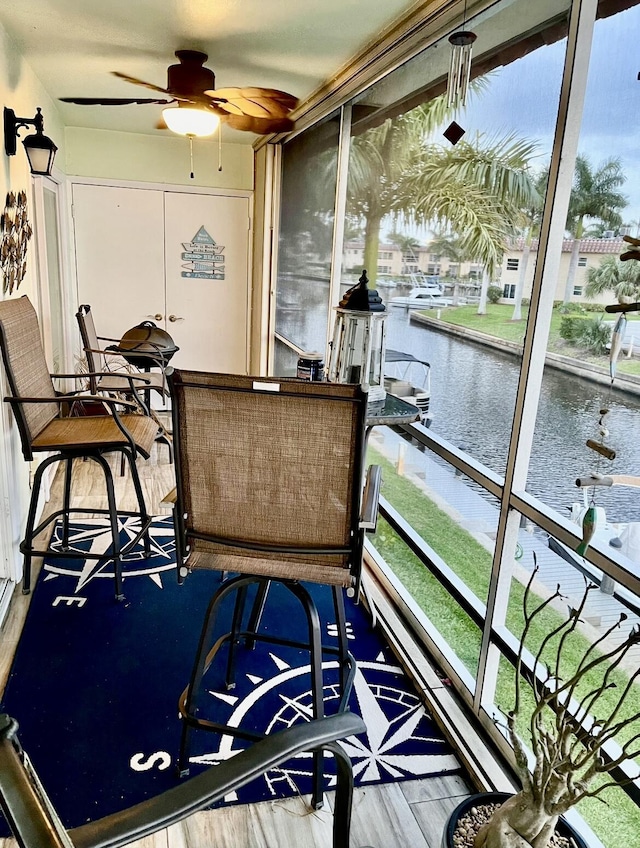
[0,0,422,142]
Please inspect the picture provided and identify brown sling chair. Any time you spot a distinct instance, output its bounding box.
[0,710,364,848]
[168,370,381,809]
[0,296,158,601]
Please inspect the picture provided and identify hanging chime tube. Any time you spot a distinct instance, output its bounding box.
[446,31,477,109]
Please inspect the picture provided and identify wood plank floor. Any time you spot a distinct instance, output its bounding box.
[0,429,474,848]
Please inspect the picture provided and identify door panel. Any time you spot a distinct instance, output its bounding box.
[163,192,249,372]
[72,184,166,341]
[72,184,250,374]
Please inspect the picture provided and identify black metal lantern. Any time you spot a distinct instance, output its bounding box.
[4,107,58,176]
[327,270,387,402]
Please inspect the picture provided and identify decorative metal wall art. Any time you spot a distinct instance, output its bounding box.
[1,191,32,295]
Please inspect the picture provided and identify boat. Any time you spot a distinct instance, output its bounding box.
[389,287,455,309]
[383,349,432,427]
[375,276,400,288]
[408,273,444,292]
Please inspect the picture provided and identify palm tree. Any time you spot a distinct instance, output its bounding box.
[562,155,627,303]
[511,168,548,321]
[387,231,420,254]
[585,256,640,304]
[347,102,448,282]
[347,96,540,289]
[386,231,422,274]
[414,131,541,313]
[427,231,466,264]
[427,231,473,304]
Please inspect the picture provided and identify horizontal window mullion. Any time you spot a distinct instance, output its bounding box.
[378,494,486,628]
[398,421,504,499]
[510,490,640,602]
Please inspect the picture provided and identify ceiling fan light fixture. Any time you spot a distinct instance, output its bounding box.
[162,106,219,137]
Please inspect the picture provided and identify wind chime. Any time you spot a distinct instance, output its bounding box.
[574,237,640,559]
[443,0,477,145]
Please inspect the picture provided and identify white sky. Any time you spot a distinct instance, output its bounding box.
[383,5,640,245]
[462,4,640,227]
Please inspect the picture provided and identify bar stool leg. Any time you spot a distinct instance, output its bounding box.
[20,454,60,595]
[94,454,123,601]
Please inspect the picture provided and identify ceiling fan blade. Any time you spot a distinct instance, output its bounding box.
[206,87,298,119]
[111,71,172,95]
[210,87,298,108]
[60,96,174,106]
[223,113,295,134]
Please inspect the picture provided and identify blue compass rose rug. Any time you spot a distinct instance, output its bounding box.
[0,516,461,833]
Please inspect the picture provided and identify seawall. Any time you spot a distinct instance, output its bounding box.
[410,312,640,398]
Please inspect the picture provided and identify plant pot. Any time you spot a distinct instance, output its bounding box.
[442,791,590,848]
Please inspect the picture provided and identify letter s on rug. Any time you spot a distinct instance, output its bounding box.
[129,752,172,772]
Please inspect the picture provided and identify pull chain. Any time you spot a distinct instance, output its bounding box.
[188,135,195,179]
[218,124,223,172]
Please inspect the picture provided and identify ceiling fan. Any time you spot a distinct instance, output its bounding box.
[60,50,298,136]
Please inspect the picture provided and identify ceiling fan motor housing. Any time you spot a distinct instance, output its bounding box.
[168,50,215,99]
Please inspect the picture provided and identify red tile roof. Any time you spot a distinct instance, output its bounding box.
[510,237,626,254]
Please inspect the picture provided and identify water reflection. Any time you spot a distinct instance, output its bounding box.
[385,308,640,522]
[274,279,640,520]
[276,275,331,354]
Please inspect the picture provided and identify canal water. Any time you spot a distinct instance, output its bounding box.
[383,306,640,523]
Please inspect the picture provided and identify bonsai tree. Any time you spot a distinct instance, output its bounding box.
[475,564,640,848]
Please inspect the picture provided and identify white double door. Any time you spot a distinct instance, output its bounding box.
[72,183,251,373]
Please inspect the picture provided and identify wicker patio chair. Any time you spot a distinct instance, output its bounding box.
[0,296,159,601]
[168,369,381,809]
[0,710,364,848]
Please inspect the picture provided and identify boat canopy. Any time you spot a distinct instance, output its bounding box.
[386,349,431,368]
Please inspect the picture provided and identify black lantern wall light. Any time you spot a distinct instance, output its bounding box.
[4,107,57,176]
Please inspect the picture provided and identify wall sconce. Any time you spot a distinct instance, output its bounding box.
[4,107,58,176]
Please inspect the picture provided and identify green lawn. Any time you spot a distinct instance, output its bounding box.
[367,445,640,846]
[425,304,640,377]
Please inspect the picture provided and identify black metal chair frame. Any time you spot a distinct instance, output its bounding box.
[169,371,381,812]
[0,711,364,848]
[76,304,173,465]
[0,316,154,602]
[7,389,152,603]
[76,304,170,400]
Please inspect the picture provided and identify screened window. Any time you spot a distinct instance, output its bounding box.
[269,1,640,841]
[274,110,341,374]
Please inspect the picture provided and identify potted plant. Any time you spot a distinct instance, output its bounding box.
[445,561,640,848]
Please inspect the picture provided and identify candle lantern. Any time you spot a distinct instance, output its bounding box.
[327,270,387,402]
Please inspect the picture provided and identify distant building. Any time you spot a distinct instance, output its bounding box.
[344,237,627,305]
[343,241,482,280]
[500,237,625,304]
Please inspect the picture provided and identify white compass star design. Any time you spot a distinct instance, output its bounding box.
[44,516,176,592]
[187,652,459,798]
